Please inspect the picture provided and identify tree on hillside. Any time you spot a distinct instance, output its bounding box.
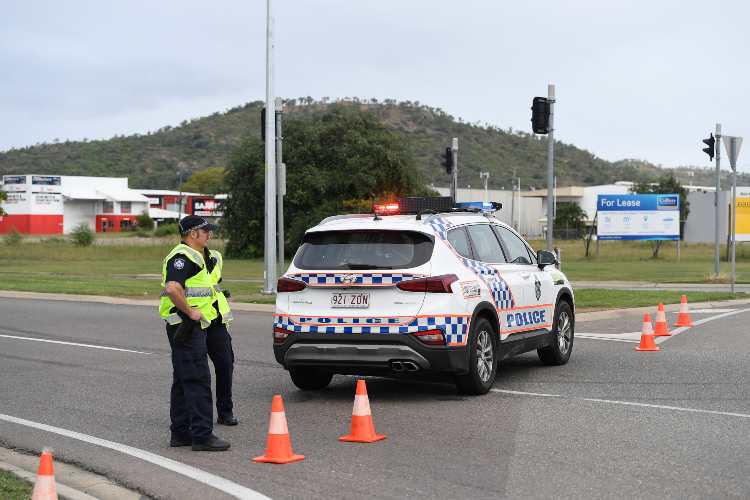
[0,190,6,216]
[180,166,226,194]
[632,173,690,258]
[223,105,433,258]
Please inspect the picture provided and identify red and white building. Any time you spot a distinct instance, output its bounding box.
[0,175,150,234]
[137,190,225,221]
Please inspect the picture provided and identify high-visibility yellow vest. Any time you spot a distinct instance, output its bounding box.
[207,248,233,323]
[159,243,232,328]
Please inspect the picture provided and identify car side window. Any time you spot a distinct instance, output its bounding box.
[493,225,533,265]
[466,224,507,263]
[447,227,473,259]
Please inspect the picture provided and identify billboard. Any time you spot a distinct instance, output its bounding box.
[191,197,224,217]
[31,175,61,186]
[737,187,750,243]
[597,194,680,241]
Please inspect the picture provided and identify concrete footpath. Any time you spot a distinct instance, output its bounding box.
[573,280,750,293]
[0,447,143,500]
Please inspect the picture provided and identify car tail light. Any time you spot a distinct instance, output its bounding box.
[413,329,446,346]
[273,326,289,344]
[397,274,458,293]
[373,202,400,215]
[277,277,307,292]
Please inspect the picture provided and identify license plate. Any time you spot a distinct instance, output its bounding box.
[330,292,370,308]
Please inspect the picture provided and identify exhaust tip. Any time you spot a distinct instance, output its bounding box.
[390,361,404,372]
[403,361,420,372]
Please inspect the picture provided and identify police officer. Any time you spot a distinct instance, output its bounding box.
[160,215,236,451]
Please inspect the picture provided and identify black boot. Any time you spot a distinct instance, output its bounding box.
[217,414,238,426]
[169,433,192,447]
[191,434,231,451]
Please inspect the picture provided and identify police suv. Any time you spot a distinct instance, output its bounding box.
[273,198,575,395]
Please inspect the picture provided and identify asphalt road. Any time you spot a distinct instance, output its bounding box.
[1,297,750,499]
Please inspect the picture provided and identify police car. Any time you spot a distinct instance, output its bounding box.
[273,197,575,395]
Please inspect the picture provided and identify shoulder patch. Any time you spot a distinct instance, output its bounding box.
[173,258,185,270]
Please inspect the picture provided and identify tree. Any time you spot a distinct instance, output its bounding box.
[223,105,433,258]
[180,166,226,194]
[632,173,690,258]
[0,190,6,216]
[554,202,587,239]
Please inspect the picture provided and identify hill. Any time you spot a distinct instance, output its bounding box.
[1,99,744,190]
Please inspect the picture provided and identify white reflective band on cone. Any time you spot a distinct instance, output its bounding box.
[268,411,289,435]
[352,395,372,416]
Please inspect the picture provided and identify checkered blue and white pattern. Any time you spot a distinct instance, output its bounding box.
[273,314,469,344]
[288,273,419,286]
[429,217,454,240]
[460,258,515,310]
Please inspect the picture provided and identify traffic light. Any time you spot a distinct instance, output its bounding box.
[441,147,453,174]
[702,133,715,161]
[531,97,550,134]
[260,107,266,142]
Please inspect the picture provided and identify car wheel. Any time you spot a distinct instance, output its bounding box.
[289,367,333,390]
[455,317,497,395]
[538,301,574,366]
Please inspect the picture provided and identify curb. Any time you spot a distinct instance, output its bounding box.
[576,297,750,322]
[0,447,143,500]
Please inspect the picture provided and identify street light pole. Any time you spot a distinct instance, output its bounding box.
[546,84,555,251]
[262,0,277,294]
[714,123,721,277]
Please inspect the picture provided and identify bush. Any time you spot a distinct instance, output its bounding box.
[4,229,22,246]
[136,213,155,230]
[134,228,152,238]
[70,223,95,246]
[154,223,179,237]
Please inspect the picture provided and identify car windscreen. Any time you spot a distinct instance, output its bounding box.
[293,230,434,270]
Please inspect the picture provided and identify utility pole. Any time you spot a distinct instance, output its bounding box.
[451,138,459,203]
[275,97,285,277]
[516,176,522,232]
[262,0,277,294]
[480,172,490,203]
[546,84,555,251]
[510,169,516,230]
[714,123,721,277]
[723,135,743,293]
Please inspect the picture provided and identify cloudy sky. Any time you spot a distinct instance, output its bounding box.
[1,0,748,171]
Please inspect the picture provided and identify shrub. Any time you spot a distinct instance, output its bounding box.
[134,228,152,238]
[4,229,22,246]
[136,213,155,230]
[70,223,95,246]
[154,223,179,237]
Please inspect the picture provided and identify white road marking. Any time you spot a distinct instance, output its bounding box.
[675,308,736,314]
[492,389,750,420]
[0,334,153,355]
[575,335,639,343]
[0,413,270,500]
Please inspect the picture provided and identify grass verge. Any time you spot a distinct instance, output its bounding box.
[574,289,747,311]
[0,469,32,500]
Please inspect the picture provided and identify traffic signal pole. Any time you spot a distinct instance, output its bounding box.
[263,0,277,294]
[451,138,458,203]
[714,123,721,277]
[546,84,555,252]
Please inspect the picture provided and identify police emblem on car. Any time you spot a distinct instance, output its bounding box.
[272,196,576,396]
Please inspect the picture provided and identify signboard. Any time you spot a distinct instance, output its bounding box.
[737,187,750,243]
[2,175,26,185]
[146,196,162,207]
[192,197,224,217]
[31,175,61,186]
[597,194,680,241]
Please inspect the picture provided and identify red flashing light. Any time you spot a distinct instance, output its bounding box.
[373,202,400,215]
[413,328,446,346]
[397,274,459,293]
[277,277,307,292]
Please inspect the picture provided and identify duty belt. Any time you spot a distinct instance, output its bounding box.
[160,286,214,298]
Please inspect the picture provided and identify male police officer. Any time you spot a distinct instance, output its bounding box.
[160,215,236,451]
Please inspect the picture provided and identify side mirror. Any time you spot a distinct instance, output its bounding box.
[537,250,557,269]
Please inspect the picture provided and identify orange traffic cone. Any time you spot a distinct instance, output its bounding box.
[339,380,386,443]
[635,313,660,352]
[253,395,304,464]
[674,295,694,327]
[653,303,671,337]
[31,449,58,500]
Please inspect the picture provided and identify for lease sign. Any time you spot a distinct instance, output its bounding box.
[737,187,750,242]
[597,194,680,241]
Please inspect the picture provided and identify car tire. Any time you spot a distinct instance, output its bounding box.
[538,301,574,366]
[455,317,497,395]
[289,367,333,390]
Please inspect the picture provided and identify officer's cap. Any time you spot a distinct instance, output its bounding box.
[178,215,218,235]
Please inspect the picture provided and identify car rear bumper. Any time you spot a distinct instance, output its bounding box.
[273,333,469,375]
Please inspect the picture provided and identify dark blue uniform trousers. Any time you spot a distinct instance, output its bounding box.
[166,321,234,441]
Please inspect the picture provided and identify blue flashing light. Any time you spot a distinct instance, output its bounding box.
[454,201,503,213]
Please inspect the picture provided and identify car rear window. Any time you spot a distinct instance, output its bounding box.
[293,230,434,270]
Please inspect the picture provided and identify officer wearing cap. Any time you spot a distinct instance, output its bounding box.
[159,215,237,451]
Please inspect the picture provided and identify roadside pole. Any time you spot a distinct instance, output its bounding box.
[723,135,743,293]
[546,84,555,252]
[451,138,459,203]
[275,97,285,277]
[714,123,722,277]
[262,0,277,294]
[516,177,522,232]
